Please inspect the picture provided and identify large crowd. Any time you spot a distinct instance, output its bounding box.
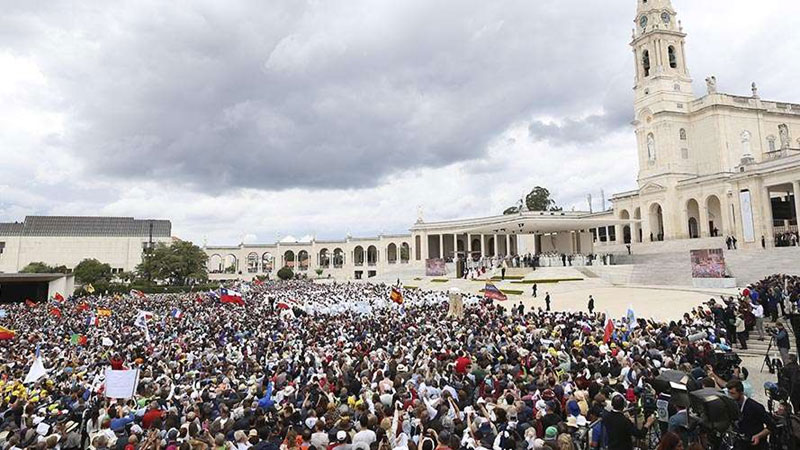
[0,276,799,450]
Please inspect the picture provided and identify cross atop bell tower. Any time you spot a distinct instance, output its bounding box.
[631,0,693,113]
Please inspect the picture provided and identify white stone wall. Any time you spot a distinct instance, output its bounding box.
[0,235,171,273]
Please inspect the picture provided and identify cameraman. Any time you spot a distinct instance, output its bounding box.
[727,380,775,449]
[602,394,656,450]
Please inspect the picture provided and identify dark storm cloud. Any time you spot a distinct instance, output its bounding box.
[3,0,634,193]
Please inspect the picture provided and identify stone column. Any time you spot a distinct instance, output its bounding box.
[439,234,444,259]
[763,187,775,246]
[493,233,498,256]
[699,204,710,238]
[480,234,486,257]
[453,233,458,260]
[505,234,511,256]
[467,234,473,258]
[793,181,800,231]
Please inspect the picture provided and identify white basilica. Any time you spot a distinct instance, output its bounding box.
[602,0,800,253]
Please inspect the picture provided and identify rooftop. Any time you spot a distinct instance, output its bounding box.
[0,216,171,238]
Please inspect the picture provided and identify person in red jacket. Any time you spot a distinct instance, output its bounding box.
[455,354,471,375]
[109,354,125,370]
[141,401,164,429]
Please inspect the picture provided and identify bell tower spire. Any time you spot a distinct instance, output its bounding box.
[631,0,693,111]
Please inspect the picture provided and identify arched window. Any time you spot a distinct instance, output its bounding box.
[642,50,651,77]
[668,46,677,69]
[679,128,687,140]
[767,135,776,152]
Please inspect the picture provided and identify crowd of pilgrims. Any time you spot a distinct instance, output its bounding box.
[0,278,789,450]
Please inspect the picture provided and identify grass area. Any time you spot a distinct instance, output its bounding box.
[490,275,525,280]
[403,285,419,290]
[510,278,584,284]
[431,278,449,283]
[413,277,423,281]
[479,288,525,296]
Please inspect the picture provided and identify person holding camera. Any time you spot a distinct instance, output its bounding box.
[726,380,775,450]
[602,394,656,450]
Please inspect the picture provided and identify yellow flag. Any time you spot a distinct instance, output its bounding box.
[86,284,95,294]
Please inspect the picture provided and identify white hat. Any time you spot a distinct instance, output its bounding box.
[337,431,347,442]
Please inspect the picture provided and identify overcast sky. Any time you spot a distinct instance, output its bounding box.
[2,0,799,245]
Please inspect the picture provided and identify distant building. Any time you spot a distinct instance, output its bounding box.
[0,216,172,274]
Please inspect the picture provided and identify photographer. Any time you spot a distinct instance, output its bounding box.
[602,394,656,450]
[726,380,775,450]
[775,322,791,365]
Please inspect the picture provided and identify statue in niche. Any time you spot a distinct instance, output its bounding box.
[740,130,752,157]
[705,76,717,94]
[779,124,791,149]
[646,134,656,161]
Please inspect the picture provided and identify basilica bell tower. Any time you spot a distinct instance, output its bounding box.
[631,0,695,181]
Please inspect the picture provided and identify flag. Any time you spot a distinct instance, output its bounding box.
[0,326,15,340]
[53,292,65,302]
[86,284,96,294]
[0,309,6,319]
[603,316,614,344]
[97,308,112,317]
[134,311,152,341]
[483,283,508,301]
[276,301,291,310]
[76,302,90,312]
[390,287,404,305]
[49,307,62,318]
[129,289,146,298]
[220,288,244,306]
[25,299,37,308]
[626,305,637,330]
[171,308,183,319]
[253,278,264,286]
[24,345,48,384]
[86,315,99,327]
[70,333,88,346]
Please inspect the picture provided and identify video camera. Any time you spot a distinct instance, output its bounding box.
[711,350,741,380]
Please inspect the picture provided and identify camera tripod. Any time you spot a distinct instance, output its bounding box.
[761,335,780,374]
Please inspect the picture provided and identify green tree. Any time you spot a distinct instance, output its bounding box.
[20,262,68,273]
[136,241,208,285]
[73,258,112,284]
[277,266,294,280]
[503,186,562,214]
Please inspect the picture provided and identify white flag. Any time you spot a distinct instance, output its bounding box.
[24,357,48,384]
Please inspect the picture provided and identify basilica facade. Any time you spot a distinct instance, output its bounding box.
[605,0,800,251]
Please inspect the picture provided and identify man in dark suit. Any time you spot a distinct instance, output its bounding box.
[727,380,774,449]
[545,292,551,312]
[602,395,655,450]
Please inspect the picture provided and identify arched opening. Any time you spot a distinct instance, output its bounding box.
[262,253,274,272]
[686,198,701,238]
[642,50,651,77]
[668,45,677,69]
[649,203,664,241]
[487,237,495,256]
[400,242,410,263]
[333,248,344,268]
[223,254,238,274]
[387,243,398,264]
[319,248,330,268]
[354,246,364,266]
[680,128,687,140]
[208,254,222,273]
[298,250,309,271]
[471,238,482,261]
[619,209,631,244]
[283,250,295,269]
[246,252,259,273]
[706,195,723,237]
[367,245,378,266]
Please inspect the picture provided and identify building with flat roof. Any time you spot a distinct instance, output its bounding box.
[0,216,172,274]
